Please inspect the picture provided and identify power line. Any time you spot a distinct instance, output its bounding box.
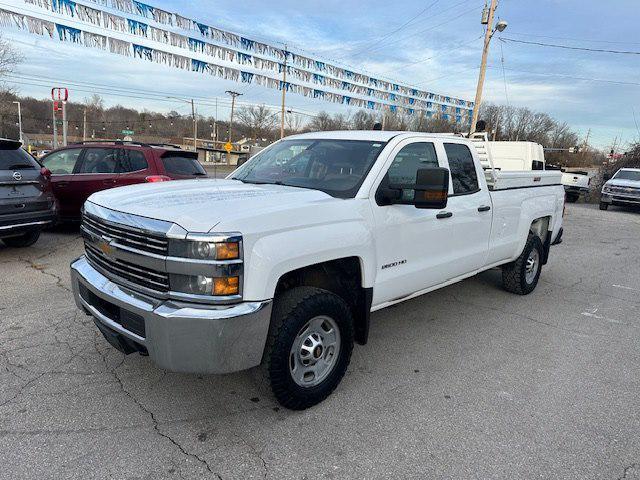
[345,0,441,57]
[486,65,640,87]
[504,31,640,47]
[500,37,640,55]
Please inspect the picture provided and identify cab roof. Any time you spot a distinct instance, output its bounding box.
[285,130,465,142]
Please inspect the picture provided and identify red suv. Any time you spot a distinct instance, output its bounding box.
[41,141,207,220]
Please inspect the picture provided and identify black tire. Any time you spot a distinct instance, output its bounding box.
[2,229,41,248]
[565,193,579,203]
[264,286,354,410]
[599,202,609,211]
[502,234,543,295]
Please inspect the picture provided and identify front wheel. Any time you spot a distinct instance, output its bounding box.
[502,234,543,295]
[599,202,609,211]
[2,229,41,248]
[264,287,354,410]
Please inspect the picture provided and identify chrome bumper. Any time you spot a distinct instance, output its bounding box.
[71,256,272,374]
[601,193,640,205]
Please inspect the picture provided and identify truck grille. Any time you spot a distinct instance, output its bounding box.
[85,241,170,292]
[82,214,169,256]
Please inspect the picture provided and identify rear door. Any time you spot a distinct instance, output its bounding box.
[115,148,152,187]
[41,148,83,218]
[158,151,208,179]
[0,143,45,218]
[74,147,119,212]
[441,141,493,274]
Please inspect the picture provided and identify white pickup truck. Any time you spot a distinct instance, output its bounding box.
[71,131,564,409]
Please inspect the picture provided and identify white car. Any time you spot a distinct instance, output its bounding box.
[600,167,640,210]
[70,130,565,409]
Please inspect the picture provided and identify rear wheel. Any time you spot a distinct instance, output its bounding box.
[2,229,41,248]
[502,234,543,295]
[264,287,354,410]
[599,202,609,211]
[565,193,579,203]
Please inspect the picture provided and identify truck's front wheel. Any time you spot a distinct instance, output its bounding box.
[264,287,354,410]
[501,234,543,295]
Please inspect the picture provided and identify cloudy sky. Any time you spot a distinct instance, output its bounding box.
[2,0,640,149]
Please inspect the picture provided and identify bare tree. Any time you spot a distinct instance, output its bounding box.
[351,110,376,130]
[0,34,21,87]
[236,104,277,139]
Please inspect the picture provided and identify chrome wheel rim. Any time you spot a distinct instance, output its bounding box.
[289,316,341,387]
[525,249,540,284]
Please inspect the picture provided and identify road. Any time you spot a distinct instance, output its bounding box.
[1,203,639,479]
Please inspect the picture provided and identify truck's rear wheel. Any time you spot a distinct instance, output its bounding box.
[501,234,543,295]
[599,202,609,210]
[264,286,354,410]
[565,192,579,203]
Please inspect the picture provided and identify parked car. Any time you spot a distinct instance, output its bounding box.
[600,168,640,210]
[40,141,207,220]
[71,131,564,410]
[562,170,591,203]
[0,139,57,247]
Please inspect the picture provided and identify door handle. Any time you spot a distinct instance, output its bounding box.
[102,179,117,185]
[436,211,453,219]
[57,181,69,188]
[478,205,491,212]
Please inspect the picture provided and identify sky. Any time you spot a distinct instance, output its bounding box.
[2,0,640,150]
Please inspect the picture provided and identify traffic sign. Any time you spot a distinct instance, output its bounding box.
[224,142,233,153]
[121,129,134,135]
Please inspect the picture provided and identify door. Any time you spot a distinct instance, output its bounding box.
[441,142,492,275]
[115,148,152,187]
[41,148,83,218]
[371,140,458,306]
[74,147,119,214]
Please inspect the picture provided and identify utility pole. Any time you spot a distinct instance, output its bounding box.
[470,0,508,134]
[214,97,218,145]
[83,107,87,142]
[280,45,288,139]
[62,99,68,146]
[583,128,591,149]
[12,101,23,144]
[225,90,242,143]
[191,99,197,151]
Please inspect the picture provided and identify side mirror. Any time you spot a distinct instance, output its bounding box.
[376,167,449,209]
[413,167,449,209]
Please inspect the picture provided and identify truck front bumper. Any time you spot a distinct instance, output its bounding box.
[71,256,272,374]
[600,192,640,206]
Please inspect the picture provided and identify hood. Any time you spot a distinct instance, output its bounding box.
[87,179,339,232]
[605,179,640,188]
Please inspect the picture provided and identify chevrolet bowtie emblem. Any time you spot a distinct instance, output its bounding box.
[98,240,113,256]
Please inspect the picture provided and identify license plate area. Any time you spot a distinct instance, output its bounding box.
[79,283,146,338]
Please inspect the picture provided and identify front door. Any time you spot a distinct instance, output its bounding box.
[74,147,119,214]
[370,139,458,307]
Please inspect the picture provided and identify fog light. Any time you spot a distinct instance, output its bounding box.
[213,276,239,296]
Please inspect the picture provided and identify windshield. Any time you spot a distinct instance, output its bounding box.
[613,170,640,182]
[231,139,387,198]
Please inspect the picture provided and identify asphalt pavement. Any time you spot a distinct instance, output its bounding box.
[1,203,639,479]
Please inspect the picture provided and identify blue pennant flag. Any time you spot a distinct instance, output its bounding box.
[240,37,255,51]
[367,101,375,110]
[343,96,351,105]
[133,1,154,18]
[191,59,208,72]
[188,37,205,52]
[55,24,81,43]
[132,44,153,60]
[127,19,148,36]
[241,71,254,83]
[313,73,325,84]
[313,89,324,99]
[196,22,210,36]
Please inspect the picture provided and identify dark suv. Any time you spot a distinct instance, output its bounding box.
[41,141,207,220]
[0,139,57,247]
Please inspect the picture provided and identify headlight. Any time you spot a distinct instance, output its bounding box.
[170,274,240,296]
[169,236,241,260]
[603,185,612,193]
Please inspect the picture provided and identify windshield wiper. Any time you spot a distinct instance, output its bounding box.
[233,178,283,186]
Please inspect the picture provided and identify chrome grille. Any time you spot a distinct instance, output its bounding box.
[82,213,169,256]
[85,241,169,292]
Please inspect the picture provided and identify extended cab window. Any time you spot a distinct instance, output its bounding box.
[384,142,438,201]
[42,148,82,174]
[118,150,148,172]
[444,143,479,195]
[79,148,117,174]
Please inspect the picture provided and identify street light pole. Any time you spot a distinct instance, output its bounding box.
[280,45,288,139]
[12,101,23,144]
[191,98,197,151]
[470,0,507,134]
